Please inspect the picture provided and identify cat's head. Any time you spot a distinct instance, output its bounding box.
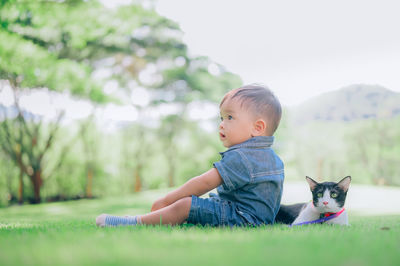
[306,176,351,213]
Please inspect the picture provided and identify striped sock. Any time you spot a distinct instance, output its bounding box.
[104,215,141,226]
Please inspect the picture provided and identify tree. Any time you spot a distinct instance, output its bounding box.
[0,0,242,202]
[0,83,67,203]
[78,115,100,198]
[0,0,180,202]
[346,118,400,186]
[120,121,156,193]
[150,57,241,187]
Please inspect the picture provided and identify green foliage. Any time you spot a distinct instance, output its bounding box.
[116,120,225,192]
[0,0,206,102]
[282,115,400,185]
[344,117,400,186]
[2,107,400,205]
[41,122,112,198]
[159,57,242,103]
[0,0,108,102]
[0,153,17,207]
[0,30,95,93]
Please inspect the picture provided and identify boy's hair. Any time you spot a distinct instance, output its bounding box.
[220,84,282,135]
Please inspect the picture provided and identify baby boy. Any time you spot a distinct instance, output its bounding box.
[96,84,284,227]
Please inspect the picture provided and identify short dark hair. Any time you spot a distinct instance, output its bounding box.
[220,84,282,135]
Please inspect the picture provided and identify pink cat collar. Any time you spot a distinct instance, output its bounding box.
[323,208,345,218]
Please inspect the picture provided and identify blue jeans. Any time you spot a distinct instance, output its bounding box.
[187,194,250,227]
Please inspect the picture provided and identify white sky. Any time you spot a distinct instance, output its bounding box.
[155,0,400,106]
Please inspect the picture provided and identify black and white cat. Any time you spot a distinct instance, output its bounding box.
[275,176,351,226]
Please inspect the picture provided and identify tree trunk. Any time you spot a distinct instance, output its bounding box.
[32,170,42,203]
[134,165,142,192]
[86,167,93,198]
[18,169,24,204]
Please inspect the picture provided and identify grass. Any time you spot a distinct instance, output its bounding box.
[0,190,399,266]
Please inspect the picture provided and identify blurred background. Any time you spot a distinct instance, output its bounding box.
[0,0,399,208]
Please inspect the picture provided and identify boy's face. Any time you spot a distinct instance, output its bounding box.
[219,98,255,148]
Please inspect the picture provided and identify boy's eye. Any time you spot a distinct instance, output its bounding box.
[331,192,338,198]
[317,193,323,197]
[228,115,233,120]
[220,116,223,121]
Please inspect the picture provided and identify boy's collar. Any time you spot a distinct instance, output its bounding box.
[224,136,274,152]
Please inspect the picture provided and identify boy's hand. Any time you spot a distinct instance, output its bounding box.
[151,197,169,212]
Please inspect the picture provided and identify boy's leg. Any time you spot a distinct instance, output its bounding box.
[140,197,191,225]
[96,197,191,227]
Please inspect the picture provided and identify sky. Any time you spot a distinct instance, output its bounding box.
[155,0,400,106]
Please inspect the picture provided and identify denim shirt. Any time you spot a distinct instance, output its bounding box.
[213,136,284,225]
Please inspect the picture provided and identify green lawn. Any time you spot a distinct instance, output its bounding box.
[0,191,399,266]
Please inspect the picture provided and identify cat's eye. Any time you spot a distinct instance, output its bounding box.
[331,192,338,198]
[317,193,323,197]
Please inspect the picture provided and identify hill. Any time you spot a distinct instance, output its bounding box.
[290,84,400,123]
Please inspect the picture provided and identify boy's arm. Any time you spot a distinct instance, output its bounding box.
[151,168,222,211]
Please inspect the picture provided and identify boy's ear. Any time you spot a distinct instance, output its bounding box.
[337,176,351,192]
[306,176,318,191]
[252,119,266,136]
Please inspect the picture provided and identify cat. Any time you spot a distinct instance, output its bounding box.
[275,176,351,226]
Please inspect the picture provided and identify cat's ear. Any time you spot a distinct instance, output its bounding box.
[337,176,351,192]
[306,176,318,191]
